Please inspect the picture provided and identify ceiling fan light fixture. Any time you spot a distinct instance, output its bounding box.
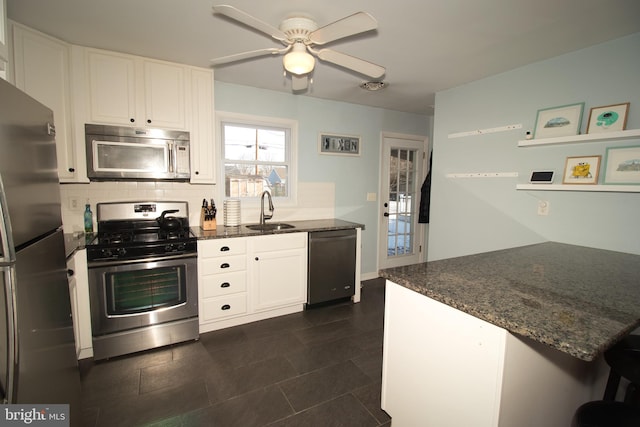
[360,81,387,91]
[283,43,315,75]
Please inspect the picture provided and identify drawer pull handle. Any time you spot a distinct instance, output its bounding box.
[221,304,231,310]
[220,246,230,252]
[221,282,230,288]
[220,263,230,268]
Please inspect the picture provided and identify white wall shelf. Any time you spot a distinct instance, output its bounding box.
[516,184,640,193]
[518,129,640,147]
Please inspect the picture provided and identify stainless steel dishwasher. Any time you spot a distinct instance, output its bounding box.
[307,229,357,305]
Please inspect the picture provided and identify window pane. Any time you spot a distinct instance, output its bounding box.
[224,125,258,161]
[222,120,291,199]
[225,164,288,198]
[257,129,285,162]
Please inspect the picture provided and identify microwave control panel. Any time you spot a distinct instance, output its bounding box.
[176,145,190,174]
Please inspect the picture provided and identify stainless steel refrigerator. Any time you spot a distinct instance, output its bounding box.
[0,79,81,423]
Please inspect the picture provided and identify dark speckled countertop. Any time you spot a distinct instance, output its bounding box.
[64,232,94,259]
[191,218,363,240]
[379,242,640,361]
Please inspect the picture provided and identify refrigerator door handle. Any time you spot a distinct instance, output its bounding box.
[1,266,17,403]
[0,174,16,264]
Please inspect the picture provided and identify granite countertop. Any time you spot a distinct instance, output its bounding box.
[379,242,640,362]
[64,232,94,259]
[63,219,363,256]
[191,218,364,240]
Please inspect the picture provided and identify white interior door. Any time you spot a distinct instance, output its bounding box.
[378,133,427,270]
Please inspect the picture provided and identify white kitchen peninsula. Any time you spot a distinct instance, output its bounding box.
[380,242,640,427]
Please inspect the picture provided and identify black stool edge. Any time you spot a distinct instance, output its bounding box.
[572,401,640,427]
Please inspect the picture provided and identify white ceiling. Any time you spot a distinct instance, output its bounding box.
[7,0,640,115]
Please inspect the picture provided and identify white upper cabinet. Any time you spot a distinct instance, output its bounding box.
[189,68,216,184]
[11,23,85,182]
[0,0,9,78]
[143,59,187,129]
[85,48,188,130]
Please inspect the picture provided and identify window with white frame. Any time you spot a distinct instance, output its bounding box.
[218,112,297,202]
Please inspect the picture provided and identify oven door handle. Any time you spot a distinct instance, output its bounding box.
[88,252,197,268]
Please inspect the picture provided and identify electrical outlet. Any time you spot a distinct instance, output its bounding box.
[69,197,79,211]
[537,200,549,216]
[366,192,377,202]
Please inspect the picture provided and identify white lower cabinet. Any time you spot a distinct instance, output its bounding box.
[381,281,595,427]
[250,233,307,312]
[198,237,248,325]
[66,249,93,359]
[198,232,308,332]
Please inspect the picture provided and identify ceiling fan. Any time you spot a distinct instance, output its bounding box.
[210,4,386,91]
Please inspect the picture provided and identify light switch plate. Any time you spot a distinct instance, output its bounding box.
[537,200,549,216]
[367,192,377,202]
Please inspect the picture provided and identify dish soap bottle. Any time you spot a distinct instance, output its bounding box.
[84,203,94,233]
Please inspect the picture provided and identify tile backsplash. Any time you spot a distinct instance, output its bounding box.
[59,181,335,233]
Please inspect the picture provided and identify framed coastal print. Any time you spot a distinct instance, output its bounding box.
[318,133,361,156]
[586,102,630,134]
[603,145,640,185]
[533,102,584,139]
[562,155,601,184]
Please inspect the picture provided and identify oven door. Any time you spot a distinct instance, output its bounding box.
[88,254,198,337]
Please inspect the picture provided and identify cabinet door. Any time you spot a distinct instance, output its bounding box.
[86,49,138,125]
[0,0,8,72]
[12,24,78,182]
[251,234,307,312]
[66,256,80,357]
[143,60,187,129]
[189,68,215,183]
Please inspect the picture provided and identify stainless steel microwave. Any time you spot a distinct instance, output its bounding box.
[85,124,190,181]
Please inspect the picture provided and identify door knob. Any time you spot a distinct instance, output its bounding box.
[383,212,390,217]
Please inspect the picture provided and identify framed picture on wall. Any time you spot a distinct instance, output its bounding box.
[562,155,601,184]
[586,102,630,134]
[533,102,584,139]
[318,133,361,156]
[603,145,640,185]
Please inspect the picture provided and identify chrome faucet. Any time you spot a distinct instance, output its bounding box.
[260,190,274,225]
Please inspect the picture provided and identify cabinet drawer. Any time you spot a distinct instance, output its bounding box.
[201,271,247,298]
[201,293,247,321]
[251,232,307,252]
[198,238,247,258]
[200,254,246,275]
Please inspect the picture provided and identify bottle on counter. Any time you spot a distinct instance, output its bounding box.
[84,203,94,233]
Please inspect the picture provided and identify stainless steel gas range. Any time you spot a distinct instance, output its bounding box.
[85,201,198,360]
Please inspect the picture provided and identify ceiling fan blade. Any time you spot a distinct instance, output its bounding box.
[316,49,385,78]
[309,12,378,45]
[291,75,309,91]
[211,47,286,66]
[213,5,288,41]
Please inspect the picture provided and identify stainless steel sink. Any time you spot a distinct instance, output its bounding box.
[245,223,295,231]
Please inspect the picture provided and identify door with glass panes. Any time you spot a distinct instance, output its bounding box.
[378,133,427,269]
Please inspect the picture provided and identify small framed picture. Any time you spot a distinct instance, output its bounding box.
[586,102,630,134]
[603,145,640,185]
[533,102,584,139]
[562,155,601,184]
[318,133,361,156]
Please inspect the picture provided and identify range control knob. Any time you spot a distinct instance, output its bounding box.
[176,243,186,251]
[101,249,113,258]
[116,248,127,257]
[164,243,175,252]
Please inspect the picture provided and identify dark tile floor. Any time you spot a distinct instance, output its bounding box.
[80,278,391,427]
